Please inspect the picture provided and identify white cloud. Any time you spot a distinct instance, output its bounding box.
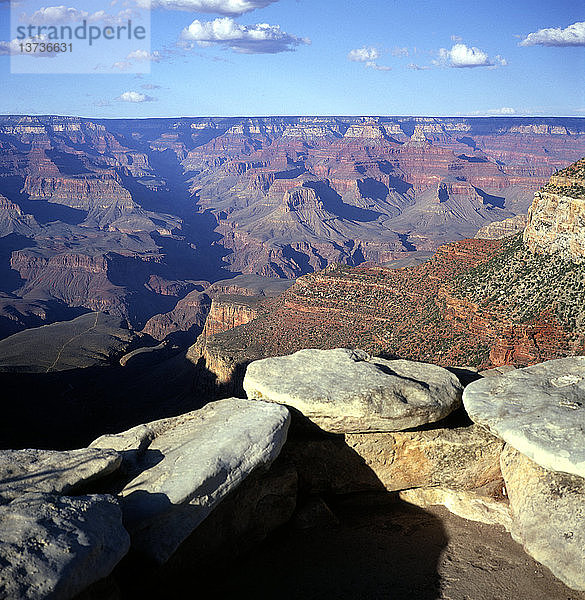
[111,48,169,70]
[366,61,391,71]
[391,46,409,57]
[27,6,86,24]
[347,46,390,71]
[113,50,161,71]
[25,5,137,25]
[138,0,277,15]
[520,21,585,47]
[408,63,430,71]
[451,35,462,42]
[181,17,310,53]
[438,43,489,67]
[141,82,161,89]
[116,90,156,102]
[0,36,58,57]
[487,107,516,115]
[467,107,517,116]
[435,43,506,68]
[127,49,161,62]
[0,39,23,56]
[348,46,380,62]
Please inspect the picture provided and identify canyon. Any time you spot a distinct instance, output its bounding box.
[0,119,584,600]
[190,160,585,392]
[0,115,584,340]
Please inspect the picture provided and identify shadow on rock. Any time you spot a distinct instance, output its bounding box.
[101,410,448,600]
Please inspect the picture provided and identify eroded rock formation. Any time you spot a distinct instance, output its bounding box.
[190,160,585,389]
[524,158,585,261]
[0,115,583,337]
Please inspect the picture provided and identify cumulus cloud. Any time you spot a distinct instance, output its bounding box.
[347,46,390,71]
[520,21,585,47]
[435,43,506,68]
[24,5,137,25]
[27,6,86,24]
[180,17,310,53]
[348,46,380,62]
[137,0,277,15]
[116,90,156,102]
[0,40,23,56]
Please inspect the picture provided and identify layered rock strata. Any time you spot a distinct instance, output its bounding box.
[524,158,585,261]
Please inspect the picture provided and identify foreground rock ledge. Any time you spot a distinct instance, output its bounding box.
[0,448,121,505]
[463,357,585,478]
[0,493,129,600]
[284,424,504,496]
[243,348,463,433]
[501,445,585,591]
[91,398,291,564]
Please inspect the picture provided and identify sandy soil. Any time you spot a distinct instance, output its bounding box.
[202,493,585,600]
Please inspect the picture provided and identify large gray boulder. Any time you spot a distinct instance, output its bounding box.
[243,348,463,433]
[90,398,291,564]
[501,445,585,591]
[0,493,129,600]
[0,448,121,505]
[463,357,585,477]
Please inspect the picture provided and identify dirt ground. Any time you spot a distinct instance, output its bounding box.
[203,493,584,600]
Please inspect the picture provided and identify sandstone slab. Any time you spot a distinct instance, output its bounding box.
[463,357,585,477]
[284,424,504,496]
[91,398,291,563]
[244,348,462,433]
[0,448,121,505]
[399,487,512,531]
[501,445,585,591]
[0,493,129,600]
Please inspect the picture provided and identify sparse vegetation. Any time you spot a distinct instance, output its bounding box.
[456,234,585,332]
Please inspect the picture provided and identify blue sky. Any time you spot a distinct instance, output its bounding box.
[1,0,584,117]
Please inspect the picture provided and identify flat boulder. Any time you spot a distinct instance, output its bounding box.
[0,493,129,600]
[501,445,585,591]
[243,348,462,433]
[463,357,585,477]
[90,398,290,564]
[0,448,121,505]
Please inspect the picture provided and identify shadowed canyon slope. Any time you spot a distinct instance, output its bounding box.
[190,159,585,391]
[0,115,584,338]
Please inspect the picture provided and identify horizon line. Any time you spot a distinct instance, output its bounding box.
[1,112,585,121]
